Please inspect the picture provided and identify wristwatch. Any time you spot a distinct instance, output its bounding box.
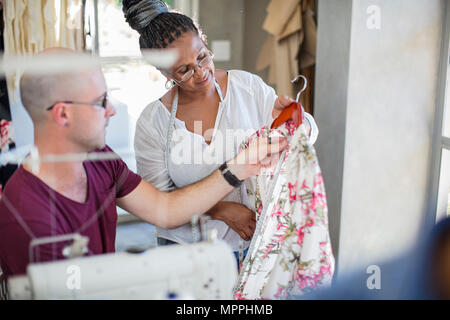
[219,162,243,188]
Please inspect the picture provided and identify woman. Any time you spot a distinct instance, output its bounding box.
[122,0,319,265]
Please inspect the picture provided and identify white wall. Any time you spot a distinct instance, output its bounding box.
[315,0,444,275]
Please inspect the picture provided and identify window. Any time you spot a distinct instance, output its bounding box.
[85,0,198,170]
[437,149,450,220]
[427,2,450,225]
[84,0,198,170]
[84,0,198,220]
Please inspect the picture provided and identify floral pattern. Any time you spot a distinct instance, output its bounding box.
[234,121,335,299]
[0,120,16,199]
[0,120,14,153]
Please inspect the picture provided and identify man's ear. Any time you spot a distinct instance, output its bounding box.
[51,102,71,127]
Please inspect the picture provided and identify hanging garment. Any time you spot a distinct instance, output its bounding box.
[234,120,334,299]
[27,0,45,53]
[256,0,317,114]
[59,0,85,52]
[3,0,26,56]
[3,0,83,96]
[3,0,31,94]
[3,0,60,56]
[257,0,302,100]
[43,0,58,49]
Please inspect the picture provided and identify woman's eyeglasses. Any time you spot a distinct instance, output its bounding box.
[174,51,214,83]
[47,92,109,111]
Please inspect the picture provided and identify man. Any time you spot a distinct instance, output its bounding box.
[0,48,287,278]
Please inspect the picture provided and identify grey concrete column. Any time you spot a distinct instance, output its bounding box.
[314,0,354,274]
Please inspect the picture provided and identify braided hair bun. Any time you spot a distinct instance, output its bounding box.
[122,0,168,33]
[122,0,205,49]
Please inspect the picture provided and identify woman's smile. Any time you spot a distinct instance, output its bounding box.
[196,70,212,86]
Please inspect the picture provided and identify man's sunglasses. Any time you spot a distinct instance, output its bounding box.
[47,93,109,111]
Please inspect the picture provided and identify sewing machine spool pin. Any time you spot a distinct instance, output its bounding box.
[29,233,89,263]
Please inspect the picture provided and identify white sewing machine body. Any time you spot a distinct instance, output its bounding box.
[7,240,236,300]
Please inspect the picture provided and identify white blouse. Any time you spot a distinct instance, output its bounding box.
[134,70,318,251]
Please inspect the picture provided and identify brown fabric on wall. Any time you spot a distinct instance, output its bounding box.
[263,0,300,37]
[298,65,314,114]
[256,0,317,115]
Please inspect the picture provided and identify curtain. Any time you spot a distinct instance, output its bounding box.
[59,0,84,51]
[234,120,334,299]
[1,0,85,194]
[2,0,85,92]
[3,0,84,55]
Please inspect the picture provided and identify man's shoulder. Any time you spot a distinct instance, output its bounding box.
[1,166,37,200]
[0,167,49,225]
[86,145,132,182]
[86,145,119,175]
[87,145,141,198]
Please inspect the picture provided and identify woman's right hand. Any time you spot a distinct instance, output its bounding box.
[207,201,256,241]
[227,136,288,181]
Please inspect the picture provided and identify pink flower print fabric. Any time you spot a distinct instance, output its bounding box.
[234,121,335,299]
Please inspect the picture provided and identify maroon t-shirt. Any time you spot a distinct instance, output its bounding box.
[0,146,141,278]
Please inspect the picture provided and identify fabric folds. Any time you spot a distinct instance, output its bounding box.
[235,120,334,299]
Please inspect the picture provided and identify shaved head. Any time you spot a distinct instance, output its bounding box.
[19,48,101,124]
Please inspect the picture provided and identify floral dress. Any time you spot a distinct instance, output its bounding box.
[0,120,16,199]
[234,121,335,299]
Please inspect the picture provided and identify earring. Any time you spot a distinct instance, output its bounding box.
[165,79,176,90]
[64,122,69,127]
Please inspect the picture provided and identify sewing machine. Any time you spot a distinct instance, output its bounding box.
[1,137,238,300]
[7,230,237,300]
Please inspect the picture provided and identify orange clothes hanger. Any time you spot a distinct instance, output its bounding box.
[271,75,307,130]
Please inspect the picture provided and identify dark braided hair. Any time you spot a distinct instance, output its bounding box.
[122,0,206,49]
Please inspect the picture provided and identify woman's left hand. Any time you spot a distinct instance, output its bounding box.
[207,201,256,241]
[273,95,295,118]
[272,95,312,137]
